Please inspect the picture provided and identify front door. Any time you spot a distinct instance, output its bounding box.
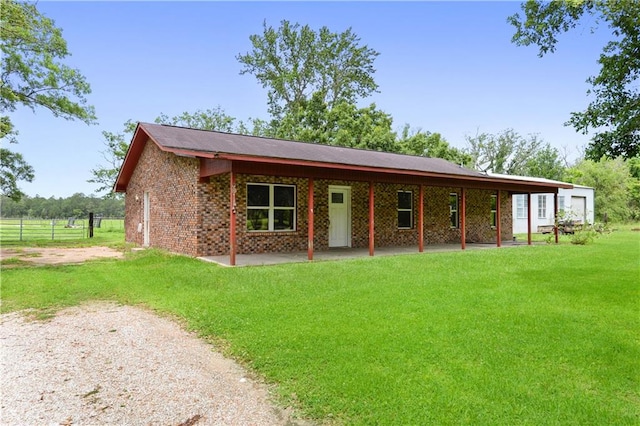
[329,186,351,247]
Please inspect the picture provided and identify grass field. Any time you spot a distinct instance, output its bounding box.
[1,228,638,424]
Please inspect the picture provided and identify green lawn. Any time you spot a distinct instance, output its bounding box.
[2,229,639,425]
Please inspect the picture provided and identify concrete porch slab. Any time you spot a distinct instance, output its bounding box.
[199,241,529,267]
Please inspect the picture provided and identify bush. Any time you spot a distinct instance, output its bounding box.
[569,222,610,245]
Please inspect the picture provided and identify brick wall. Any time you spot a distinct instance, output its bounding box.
[195,176,513,256]
[125,148,513,256]
[124,139,200,256]
[198,174,311,256]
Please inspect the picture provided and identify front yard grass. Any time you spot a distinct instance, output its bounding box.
[2,229,638,424]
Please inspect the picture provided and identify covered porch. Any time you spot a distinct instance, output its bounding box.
[211,162,568,266]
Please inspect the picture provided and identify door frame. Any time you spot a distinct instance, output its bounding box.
[328,185,352,247]
[143,191,150,247]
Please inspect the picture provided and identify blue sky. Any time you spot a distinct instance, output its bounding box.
[10,1,609,198]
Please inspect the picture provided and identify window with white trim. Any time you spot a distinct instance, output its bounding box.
[490,194,497,228]
[558,196,565,215]
[397,191,413,229]
[538,195,547,219]
[516,194,528,219]
[246,183,296,231]
[449,193,459,228]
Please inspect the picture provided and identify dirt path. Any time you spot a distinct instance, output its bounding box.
[0,303,305,425]
[0,246,124,266]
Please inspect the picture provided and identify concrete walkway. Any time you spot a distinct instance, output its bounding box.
[199,241,529,267]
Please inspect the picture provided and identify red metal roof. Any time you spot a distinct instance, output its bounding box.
[114,122,572,192]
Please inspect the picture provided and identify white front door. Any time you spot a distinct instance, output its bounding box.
[329,186,351,247]
[143,192,150,247]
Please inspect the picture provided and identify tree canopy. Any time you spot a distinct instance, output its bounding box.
[0,0,95,200]
[237,20,379,119]
[1,192,124,219]
[564,156,635,222]
[465,129,564,180]
[509,0,640,160]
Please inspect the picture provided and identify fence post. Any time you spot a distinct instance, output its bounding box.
[20,217,23,241]
[89,212,94,238]
[51,218,55,240]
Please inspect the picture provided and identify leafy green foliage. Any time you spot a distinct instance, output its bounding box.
[0,147,34,201]
[0,0,96,200]
[396,124,471,164]
[237,20,379,119]
[269,90,469,158]
[627,156,640,219]
[273,92,396,151]
[465,129,563,179]
[524,143,565,181]
[0,0,95,122]
[564,156,634,222]
[1,192,124,218]
[569,226,598,245]
[509,0,640,159]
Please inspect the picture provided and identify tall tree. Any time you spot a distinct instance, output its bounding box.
[236,21,474,163]
[0,0,96,200]
[237,20,379,119]
[509,0,640,160]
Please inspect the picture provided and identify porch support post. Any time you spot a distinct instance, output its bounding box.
[461,188,466,250]
[527,192,532,246]
[554,192,559,244]
[308,178,314,261]
[369,181,375,256]
[496,190,501,247]
[229,170,237,266]
[418,185,424,252]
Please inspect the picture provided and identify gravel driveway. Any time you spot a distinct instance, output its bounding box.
[0,303,304,425]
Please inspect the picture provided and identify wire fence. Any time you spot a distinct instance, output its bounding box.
[0,217,124,243]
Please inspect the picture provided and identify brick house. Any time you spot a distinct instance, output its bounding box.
[115,123,571,265]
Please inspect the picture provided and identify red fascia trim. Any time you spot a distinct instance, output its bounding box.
[212,153,571,190]
[114,124,149,192]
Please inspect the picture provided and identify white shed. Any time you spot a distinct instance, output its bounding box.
[488,174,595,234]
